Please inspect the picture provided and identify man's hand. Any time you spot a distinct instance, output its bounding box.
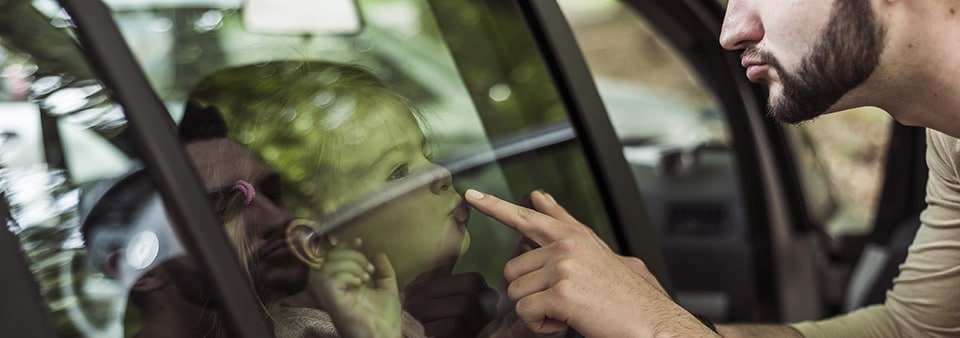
[466,189,718,337]
[403,272,498,338]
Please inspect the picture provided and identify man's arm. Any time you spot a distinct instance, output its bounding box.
[717,324,803,338]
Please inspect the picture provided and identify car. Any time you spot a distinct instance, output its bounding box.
[0,0,925,336]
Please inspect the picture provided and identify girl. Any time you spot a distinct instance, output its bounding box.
[187,61,471,337]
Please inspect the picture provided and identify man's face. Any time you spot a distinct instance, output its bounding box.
[186,138,308,301]
[720,0,886,123]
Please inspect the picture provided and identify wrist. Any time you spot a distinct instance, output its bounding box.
[649,307,721,338]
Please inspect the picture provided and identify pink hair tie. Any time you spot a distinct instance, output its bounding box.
[234,180,256,206]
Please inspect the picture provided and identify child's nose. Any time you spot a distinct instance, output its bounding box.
[429,164,453,194]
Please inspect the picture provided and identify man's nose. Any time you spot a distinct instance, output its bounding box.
[247,194,293,238]
[719,0,764,51]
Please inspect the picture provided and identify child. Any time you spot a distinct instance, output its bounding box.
[187,61,472,337]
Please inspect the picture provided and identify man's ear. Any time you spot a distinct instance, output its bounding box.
[285,219,327,270]
[132,270,169,293]
[105,249,125,280]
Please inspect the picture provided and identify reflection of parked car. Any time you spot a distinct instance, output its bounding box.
[0,0,925,336]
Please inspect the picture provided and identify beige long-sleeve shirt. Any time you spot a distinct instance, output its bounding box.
[791,129,960,337]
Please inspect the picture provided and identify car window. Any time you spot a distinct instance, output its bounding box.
[559,0,754,321]
[85,0,624,336]
[0,1,231,336]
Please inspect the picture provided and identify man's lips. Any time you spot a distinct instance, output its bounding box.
[259,238,291,260]
[741,58,769,82]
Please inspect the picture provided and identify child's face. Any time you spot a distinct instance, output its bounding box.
[315,102,470,290]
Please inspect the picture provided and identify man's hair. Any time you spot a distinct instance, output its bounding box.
[179,100,229,143]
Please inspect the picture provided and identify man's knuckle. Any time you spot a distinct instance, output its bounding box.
[628,257,647,269]
[554,238,577,254]
[554,259,578,277]
[552,280,577,299]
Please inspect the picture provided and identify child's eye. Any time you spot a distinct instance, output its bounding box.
[422,142,436,161]
[388,163,410,181]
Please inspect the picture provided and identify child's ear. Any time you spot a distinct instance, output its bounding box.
[285,219,328,270]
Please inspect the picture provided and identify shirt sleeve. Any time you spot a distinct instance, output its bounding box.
[791,129,960,337]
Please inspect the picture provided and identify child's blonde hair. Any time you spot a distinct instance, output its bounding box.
[187,60,425,222]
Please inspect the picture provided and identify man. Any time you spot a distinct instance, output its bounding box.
[81,169,215,337]
[178,103,310,304]
[466,0,960,337]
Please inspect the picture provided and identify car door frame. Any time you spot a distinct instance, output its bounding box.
[51,1,275,337]
[604,0,823,322]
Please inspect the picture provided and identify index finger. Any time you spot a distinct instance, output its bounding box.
[465,189,566,245]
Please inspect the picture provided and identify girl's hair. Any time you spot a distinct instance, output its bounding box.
[185,60,424,221]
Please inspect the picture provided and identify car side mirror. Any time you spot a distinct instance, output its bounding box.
[243,0,363,35]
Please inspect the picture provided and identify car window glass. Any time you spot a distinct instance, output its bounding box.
[0,1,229,336]
[559,0,754,321]
[98,0,624,336]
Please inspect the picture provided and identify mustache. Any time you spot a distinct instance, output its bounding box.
[742,46,782,70]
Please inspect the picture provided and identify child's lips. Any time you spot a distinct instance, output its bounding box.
[451,197,470,225]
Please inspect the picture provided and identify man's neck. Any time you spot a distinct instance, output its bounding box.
[864,2,960,138]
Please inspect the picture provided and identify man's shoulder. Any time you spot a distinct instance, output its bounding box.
[927,129,960,149]
[926,129,960,169]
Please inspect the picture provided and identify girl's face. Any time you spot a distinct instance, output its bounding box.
[314,101,470,290]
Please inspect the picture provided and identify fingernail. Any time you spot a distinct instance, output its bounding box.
[363,272,371,282]
[466,189,484,200]
[366,262,375,272]
[327,235,339,246]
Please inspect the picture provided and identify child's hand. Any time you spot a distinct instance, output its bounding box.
[307,238,402,338]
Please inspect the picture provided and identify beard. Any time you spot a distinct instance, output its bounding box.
[750,0,886,124]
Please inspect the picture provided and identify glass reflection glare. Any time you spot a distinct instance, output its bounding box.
[488,83,512,102]
[194,10,223,32]
[125,230,159,270]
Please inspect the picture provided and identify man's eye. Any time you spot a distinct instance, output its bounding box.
[388,164,410,181]
[207,190,242,219]
[207,191,226,208]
